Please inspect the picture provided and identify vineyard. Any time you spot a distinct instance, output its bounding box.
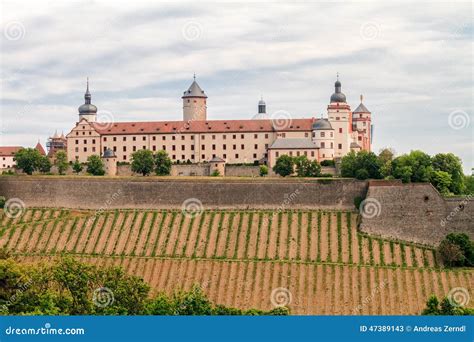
[1,208,472,314]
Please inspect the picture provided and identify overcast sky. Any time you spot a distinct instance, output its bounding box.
[1,0,472,172]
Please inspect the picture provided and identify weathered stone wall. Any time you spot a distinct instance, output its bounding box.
[225,165,260,177]
[0,177,368,210]
[359,182,473,245]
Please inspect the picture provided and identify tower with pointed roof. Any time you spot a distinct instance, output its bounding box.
[352,94,372,151]
[78,78,97,122]
[182,75,207,121]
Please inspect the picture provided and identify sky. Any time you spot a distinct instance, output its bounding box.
[1,0,472,172]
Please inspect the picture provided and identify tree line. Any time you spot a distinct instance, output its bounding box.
[0,256,288,316]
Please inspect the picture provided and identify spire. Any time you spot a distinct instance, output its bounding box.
[84,78,91,104]
[193,73,196,81]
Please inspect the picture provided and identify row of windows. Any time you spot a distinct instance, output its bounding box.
[102,133,272,142]
[275,151,315,158]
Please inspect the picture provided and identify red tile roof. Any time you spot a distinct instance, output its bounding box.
[0,146,22,156]
[91,118,316,135]
[35,142,46,156]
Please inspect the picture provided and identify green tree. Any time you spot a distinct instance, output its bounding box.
[37,156,52,174]
[439,233,474,267]
[432,153,465,194]
[431,170,452,195]
[392,150,433,183]
[154,150,172,176]
[273,155,294,177]
[72,160,83,174]
[464,174,474,195]
[86,155,105,176]
[378,148,395,178]
[421,295,440,315]
[259,165,268,177]
[55,151,69,175]
[131,149,154,176]
[13,148,42,175]
[340,150,381,180]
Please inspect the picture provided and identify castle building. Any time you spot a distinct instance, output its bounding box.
[66,76,372,167]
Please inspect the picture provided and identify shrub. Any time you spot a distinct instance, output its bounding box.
[421,295,474,315]
[131,150,154,176]
[72,160,83,174]
[319,173,333,178]
[55,151,69,175]
[354,196,363,210]
[438,233,473,267]
[355,168,369,180]
[86,155,105,176]
[259,165,268,177]
[211,170,220,177]
[0,196,5,208]
[320,159,335,167]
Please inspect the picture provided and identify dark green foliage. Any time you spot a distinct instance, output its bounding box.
[0,258,289,316]
[259,165,268,177]
[294,156,321,177]
[273,155,294,177]
[86,155,105,176]
[438,233,474,267]
[431,171,452,195]
[340,150,381,180]
[421,295,473,315]
[353,196,363,210]
[392,150,433,183]
[55,151,69,175]
[431,153,465,194]
[37,156,52,174]
[13,148,43,175]
[320,159,335,167]
[72,159,83,174]
[131,150,154,176]
[154,150,172,176]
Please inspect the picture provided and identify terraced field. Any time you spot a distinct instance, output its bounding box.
[1,208,472,314]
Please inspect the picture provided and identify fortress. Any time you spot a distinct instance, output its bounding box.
[66,76,372,168]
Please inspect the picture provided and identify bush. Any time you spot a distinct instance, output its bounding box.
[259,165,268,177]
[354,196,363,210]
[320,159,335,167]
[86,155,105,176]
[211,170,220,177]
[131,150,154,176]
[421,295,473,315]
[340,151,381,180]
[319,173,333,178]
[438,233,474,267]
[0,196,5,208]
[55,151,68,175]
[72,160,83,174]
[355,169,369,180]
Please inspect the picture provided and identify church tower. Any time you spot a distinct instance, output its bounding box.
[182,75,207,121]
[78,78,97,122]
[327,74,352,158]
[352,95,372,151]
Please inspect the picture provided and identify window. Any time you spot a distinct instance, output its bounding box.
[339,128,342,133]
[321,132,325,138]
[123,137,127,141]
[201,145,205,150]
[223,144,226,150]
[254,144,258,149]
[75,140,79,144]
[133,137,136,141]
[241,144,244,149]
[265,134,269,139]
[331,142,333,148]
[289,151,293,156]
[223,135,226,140]
[297,151,300,156]
[311,151,315,157]
[143,136,146,141]
[254,134,258,139]
[321,142,325,148]
[201,135,205,140]
[152,145,156,151]
[305,132,308,137]
[253,153,257,158]
[83,139,87,144]
[330,132,333,137]
[336,117,340,120]
[232,135,236,139]
[265,144,268,149]
[123,146,127,152]
[212,135,216,140]
[338,144,342,149]
[172,136,176,141]
[212,144,216,150]
[358,136,362,141]
[92,139,96,144]
[233,144,236,150]
[142,146,146,150]
[172,155,176,159]
[235,153,239,158]
[191,145,194,151]
[113,147,117,152]
[276,152,279,157]
[152,136,156,141]
[133,146,137,152]
[241,134,244,139]
[304,151,307,156]
[123,156,126,160]
[181,135,185,140]
[75,147,79,152]
[92,147,96,152]
[172,145,176,151]
[76,132,79,136]
[223,154,226,159]
[162,136,166,141]
[201,154,205,159]
[191,135,194,140]
[181,145,185,151]
[162,145,166,150]
[191,155,195,159]
[182,155,185,160]
[103,137,106,141]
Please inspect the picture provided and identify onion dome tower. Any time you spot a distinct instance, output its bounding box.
[182,74,207,121]
[78,78,97,122]
[258,97,266,115]
[330,74,347,103]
